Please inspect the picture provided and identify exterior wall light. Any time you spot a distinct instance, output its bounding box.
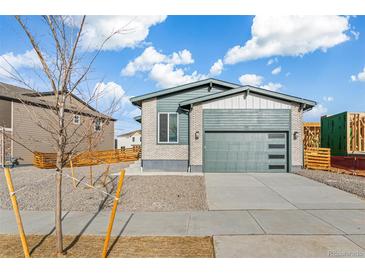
[195,131,200,140]
[293,131,299,140]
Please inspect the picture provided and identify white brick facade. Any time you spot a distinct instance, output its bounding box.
[291,103,304,167]
[141,98,188,160]
[189,103,203,166]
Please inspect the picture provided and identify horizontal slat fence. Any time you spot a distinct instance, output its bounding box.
[304,147,331,171]
[33,147,141,169]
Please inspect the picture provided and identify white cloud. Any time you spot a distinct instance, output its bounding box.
[351,67,365,82]
[304,104,328,120]
[127,108,141,118]
[169,49,194,65]
[351,30,360,40]
[260,82,283,91]
[121,46,166,76]
[122,46,207,88]
[271,66,282,75]
[70,16,167,51]
[238,74,263,86]
[267,58,278,66]
[0,49,41,78]
[92,82,141,136]
[224,16,351,64]
[238,74,282,91]
[209,59,223,76]
[121,46,194,76]
[323,96,334,102]
[93,81,131,113]
[149,63,206,88]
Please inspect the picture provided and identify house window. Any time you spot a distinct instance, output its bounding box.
[132,137,135,142]
[94,119,102,131]
[73,114,81,125]
[140,136,142,142]
[158,112,178,143]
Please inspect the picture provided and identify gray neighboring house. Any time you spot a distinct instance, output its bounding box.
[131,78,316,173]
[0,82,115,166]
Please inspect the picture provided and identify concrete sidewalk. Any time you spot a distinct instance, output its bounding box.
[0,209,263,236]
[4,208,365,237]
[1,209,365,257]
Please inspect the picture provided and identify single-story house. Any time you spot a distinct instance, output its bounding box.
[0,82,115,166]
[131,78,316,173]
[115,129,141,149]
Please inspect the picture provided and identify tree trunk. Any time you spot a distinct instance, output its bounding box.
[55,97,66,256]
[55,164,63,255]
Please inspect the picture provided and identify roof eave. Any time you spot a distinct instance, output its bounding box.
[130,78,240,106]
[179,86,316,109]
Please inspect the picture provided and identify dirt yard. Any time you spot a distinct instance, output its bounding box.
[0,164,208,212]
[293,168,365,198]
[0,235,214,258]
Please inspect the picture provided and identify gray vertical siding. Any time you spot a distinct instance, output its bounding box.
[203,109,291,131]
[157,85,228,144]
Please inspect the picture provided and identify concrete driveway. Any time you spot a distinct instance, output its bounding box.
[205,173,365,257]
[205,173,365,210]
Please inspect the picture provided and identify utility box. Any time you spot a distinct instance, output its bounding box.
[321,112,365,156]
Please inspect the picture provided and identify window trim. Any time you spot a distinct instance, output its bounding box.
[157,112,179,144]
[73,114,81,125]
[94,119,103,132]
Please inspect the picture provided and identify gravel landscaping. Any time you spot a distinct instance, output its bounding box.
[0,164,208,212]
[293,168,365,198]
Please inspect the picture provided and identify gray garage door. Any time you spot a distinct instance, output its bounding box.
[204,132,288,173]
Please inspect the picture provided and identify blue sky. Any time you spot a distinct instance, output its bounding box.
[0,15,364,135]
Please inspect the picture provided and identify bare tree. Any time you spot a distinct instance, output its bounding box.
[1,15,127,255]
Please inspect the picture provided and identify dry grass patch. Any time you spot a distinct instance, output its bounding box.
[0,235,214,258]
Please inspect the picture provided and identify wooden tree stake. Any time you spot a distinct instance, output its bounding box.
[102,164,111,187]
[90,165,93,186]
[70,159,77,188]
[102,169,125,258]
[4,167,30,258]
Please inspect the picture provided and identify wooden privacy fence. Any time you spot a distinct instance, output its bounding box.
[304,147,331,171]
[349,113,365,153]
[303,122,321,149]
[33,147,141,169]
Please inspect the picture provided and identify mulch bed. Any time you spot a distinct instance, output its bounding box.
[0,235,214,258]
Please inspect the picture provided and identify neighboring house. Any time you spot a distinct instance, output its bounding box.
[131,78,316,173]
[0,82,115,166]
[116,130,141,149]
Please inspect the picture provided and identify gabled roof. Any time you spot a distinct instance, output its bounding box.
[117,129,141,137]
[130,78,316,110]
[0,81,116,121]
[179,85,316,111]
[130,78,240,107]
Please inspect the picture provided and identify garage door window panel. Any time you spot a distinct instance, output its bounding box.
[268,154,285,159]
[268,144,286,149]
